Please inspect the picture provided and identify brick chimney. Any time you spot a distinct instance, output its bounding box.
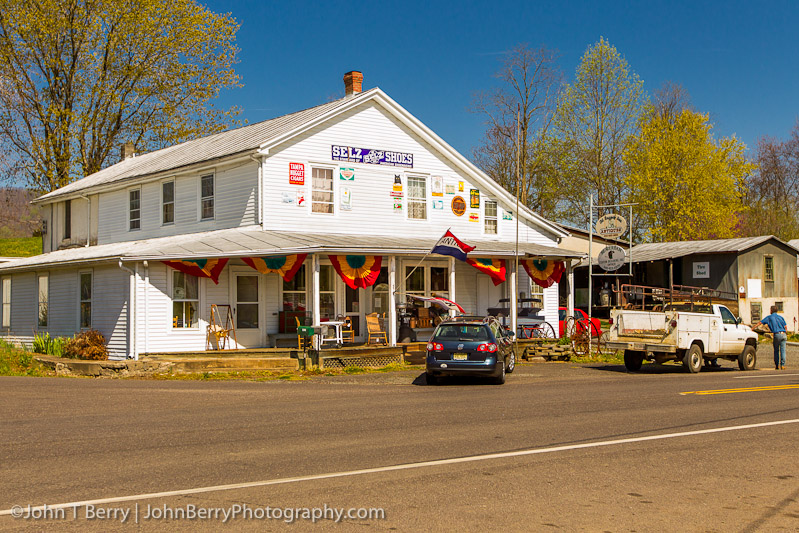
[343,71,363,96]
[120,142,136,161]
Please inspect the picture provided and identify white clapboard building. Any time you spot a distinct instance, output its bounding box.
[0,72,582,359]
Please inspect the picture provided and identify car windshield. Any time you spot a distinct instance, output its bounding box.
[434,324,491,341]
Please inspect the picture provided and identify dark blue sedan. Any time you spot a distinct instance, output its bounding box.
[425,316,515,385]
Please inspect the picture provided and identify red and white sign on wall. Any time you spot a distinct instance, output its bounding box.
[289,162,305,185]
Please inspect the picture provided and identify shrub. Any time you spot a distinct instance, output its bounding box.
[64,330,108,360]
[33,332,68,356]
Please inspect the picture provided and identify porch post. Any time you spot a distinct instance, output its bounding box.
[510,260,518,334]
[567,260,575,337]
[388,255,397,346]
[448,256,456,315]
[312,254,321,326]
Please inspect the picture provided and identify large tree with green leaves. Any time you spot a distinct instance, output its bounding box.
[0,0,241,192]
[624,107,754,241]
[471,44,563,219]
[552,37,646,224]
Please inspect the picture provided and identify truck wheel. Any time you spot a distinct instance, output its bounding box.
[737,345,757,371]
[624,350,644,371]
[683,344,703,373]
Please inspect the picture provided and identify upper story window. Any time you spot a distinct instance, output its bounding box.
[162,180,175,225]
[129,189,141,231]
[485,200,498,234]
[64,200,71,239]
[1,277,10,328]
[200,174,214,220]
[407,176,427,220]
[311,167,334,214]
[764,256,774,282]
[37,273,48,328]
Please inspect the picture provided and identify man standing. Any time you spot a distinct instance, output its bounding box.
[757,306,788,370]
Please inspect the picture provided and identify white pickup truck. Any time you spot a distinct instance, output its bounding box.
[606,303,758,373]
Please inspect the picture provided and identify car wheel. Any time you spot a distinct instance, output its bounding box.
[623,350,644,371]
[426,373,438,385]
[738,345,757,371]
[506,351,516,374]
[683,344,703,373]
[492,361,506,385]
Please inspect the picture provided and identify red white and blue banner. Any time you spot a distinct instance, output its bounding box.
[242,254,307,282]
[431,230,475,262]
[162,258,228,284]
[466,258,506,286]
[328,255,382,289]
[522,259,565,288]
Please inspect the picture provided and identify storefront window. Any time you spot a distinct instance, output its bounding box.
[172,271,198,328]
[405,266,424,296]
[282,265,306,312]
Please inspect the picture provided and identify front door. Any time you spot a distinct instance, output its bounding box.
[234,272,261,348]
[345,285,363,341]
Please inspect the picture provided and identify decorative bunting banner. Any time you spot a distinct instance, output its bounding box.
[162,258,228,284]
[242,254,307,282]
[521,259,565,288]
[328,255,382,289]
[466,258,506,286]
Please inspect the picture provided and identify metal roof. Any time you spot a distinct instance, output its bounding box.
[35,91,378,203]
[627,235,793,263]
[0,226,584,272]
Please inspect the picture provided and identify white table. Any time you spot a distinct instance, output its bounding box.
[317,320,345,347]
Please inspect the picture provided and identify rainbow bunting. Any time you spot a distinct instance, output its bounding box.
[521,259,565,288]
[466,258,506,286]
[328,255,382,289]
[242,254,307,282]
[162,258,228,284]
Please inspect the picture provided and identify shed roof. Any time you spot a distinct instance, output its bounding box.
[628,236,797,263]
[0,226,584,272]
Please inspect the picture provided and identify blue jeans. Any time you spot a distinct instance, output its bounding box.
[773,333,787,367]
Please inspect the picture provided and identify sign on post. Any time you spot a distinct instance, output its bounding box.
[597,245,626,271]
[595,213,627,239]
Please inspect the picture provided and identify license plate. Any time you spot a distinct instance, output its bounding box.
[453,353,468,361]
[632,343,646,350]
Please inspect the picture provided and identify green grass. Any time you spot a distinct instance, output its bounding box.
[0,237,41,257]
[0,340,52,376]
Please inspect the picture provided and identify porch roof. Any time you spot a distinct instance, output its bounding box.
[0,226,584,272]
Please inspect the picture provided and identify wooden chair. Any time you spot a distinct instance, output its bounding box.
[417,307,432,328]
[341,316,355,343]
[295,316,306,349]
[366,313,387,345]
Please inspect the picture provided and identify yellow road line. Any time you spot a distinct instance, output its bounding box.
[681,384,799,395]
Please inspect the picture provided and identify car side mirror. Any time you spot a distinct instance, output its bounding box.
[737,317,743,325]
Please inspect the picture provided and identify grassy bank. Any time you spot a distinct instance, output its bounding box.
[0,237,41,257]
[0,340,52,376]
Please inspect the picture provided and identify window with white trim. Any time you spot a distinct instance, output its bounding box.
[311,167,334,214]
[1,277,10,328]
[319,264,335,319]
[64,200,72,239]
[37,273,48,328]
[404,264,449,299]
[79,271,92,329]
[162,180,175,225]
[407,176,427,220]
[235,275,259,329]
[485,200,497,234]
[200,174,214,220]
[282,264,306,312]
[129,189,141,231]
[172,271,199,328]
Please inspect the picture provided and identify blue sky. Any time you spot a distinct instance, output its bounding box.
[206,0,798,158]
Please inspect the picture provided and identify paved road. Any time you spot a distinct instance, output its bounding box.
[1,344,798,531]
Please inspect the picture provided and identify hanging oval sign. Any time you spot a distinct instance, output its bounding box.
[595,213,628,239]
[597,245,626,271]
